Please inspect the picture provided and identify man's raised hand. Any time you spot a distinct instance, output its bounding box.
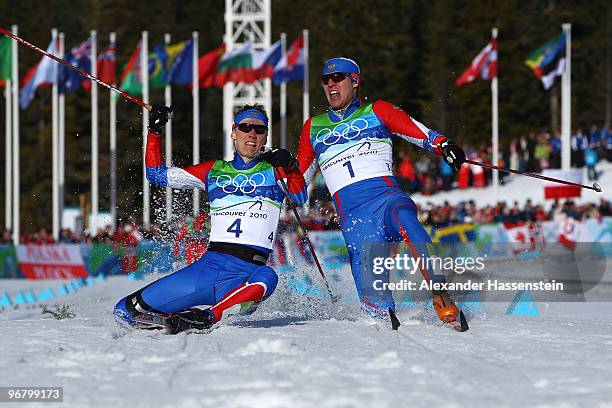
[148,105,173,134]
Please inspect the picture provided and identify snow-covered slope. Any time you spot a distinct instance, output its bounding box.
[1,273,611,408]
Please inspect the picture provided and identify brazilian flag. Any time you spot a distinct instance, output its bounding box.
[119,43,167,95]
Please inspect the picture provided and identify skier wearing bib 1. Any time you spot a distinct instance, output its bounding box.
[114,104,307,332]
[297,57,468,329]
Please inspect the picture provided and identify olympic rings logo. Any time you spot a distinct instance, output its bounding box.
[315,118,369,146]
[216,173,266,194]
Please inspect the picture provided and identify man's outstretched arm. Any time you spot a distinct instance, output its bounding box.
[373,100,465,170]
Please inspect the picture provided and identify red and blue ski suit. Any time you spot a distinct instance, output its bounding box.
[298,98,448,311]
[114,130,307,324]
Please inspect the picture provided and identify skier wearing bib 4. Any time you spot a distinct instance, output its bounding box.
[297,57,467,328]
[114,104,307,333]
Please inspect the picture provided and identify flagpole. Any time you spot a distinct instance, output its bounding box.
[263,3,272,149]
[142,30,150,226]
[192,31,200,216]
[109,32,117,229]
[223,4,233,161]
[90,30,99,233]
[4,77,11,230]
[561,23,571,171]
[51,28,59,240]
[58,32,65,235]
[302,29,309,124]
[11,24,19,244]
[491,27,499,202]
[164,33,173,222]
[280,33,287,149]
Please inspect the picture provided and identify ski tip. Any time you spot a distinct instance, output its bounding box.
[458,311,469,332]
[389,308,401,331]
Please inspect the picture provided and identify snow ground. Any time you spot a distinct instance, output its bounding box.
[412,162,612,207]
[1,273,612,408]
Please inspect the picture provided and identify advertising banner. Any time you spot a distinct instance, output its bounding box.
[16,244,89,279]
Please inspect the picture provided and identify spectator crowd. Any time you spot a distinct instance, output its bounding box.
[394,123,612,195]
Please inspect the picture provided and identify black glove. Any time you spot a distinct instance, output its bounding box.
[258,149,299,173]
[148,105,173,134]
[440,139,466,171]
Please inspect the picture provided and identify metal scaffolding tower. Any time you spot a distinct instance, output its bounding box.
[223,0,272,160]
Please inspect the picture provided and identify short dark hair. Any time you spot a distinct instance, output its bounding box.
[234,104,269,123]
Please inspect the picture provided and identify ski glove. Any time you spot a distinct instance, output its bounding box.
[440,139,466,171]
[258,148,299,173]
[148,105,173,134]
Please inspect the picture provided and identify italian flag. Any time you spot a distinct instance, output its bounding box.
[543,169,582,200]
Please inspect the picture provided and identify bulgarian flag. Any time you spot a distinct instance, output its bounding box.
[214,40,283,87]
[542,169,582,199]
[215,41,254,87]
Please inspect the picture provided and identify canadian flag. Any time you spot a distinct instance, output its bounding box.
[543,169,582,200]
[456,37,497,87]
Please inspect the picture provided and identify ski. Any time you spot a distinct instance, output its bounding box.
[132,312,170,330]
[388,309,469,332]
[444,311,470,332]
[131,308,216,335]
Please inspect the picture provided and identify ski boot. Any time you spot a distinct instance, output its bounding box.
[432,290,469,332]
[165,308,216,334]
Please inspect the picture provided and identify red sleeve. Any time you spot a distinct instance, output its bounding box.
[372,100,446,155]
[145,131,164,167]
[297,118,318,185]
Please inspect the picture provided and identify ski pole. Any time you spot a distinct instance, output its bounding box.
[0,27,151,110]
[464,159,602,192]
[273,168,339,303]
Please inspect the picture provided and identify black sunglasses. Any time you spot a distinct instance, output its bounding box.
[236,123,268,135]
[321,72,348,85]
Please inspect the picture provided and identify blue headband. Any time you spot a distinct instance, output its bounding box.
[234,108,268,127]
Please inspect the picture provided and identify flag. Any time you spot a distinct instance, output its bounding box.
[83,41,116,92]
[455,37,497,87]
[59,36,92,94]
[252,39,282,80]
[119,41,167,95]
[0,35,12,87]
[20,38,59,109]
[215,42,253,87]
[167,39,193,85]
[543,169,582,199]
[146,45,168,89]
[196,43,225,88]
[525,32,566,90]
[273,36,305,84]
